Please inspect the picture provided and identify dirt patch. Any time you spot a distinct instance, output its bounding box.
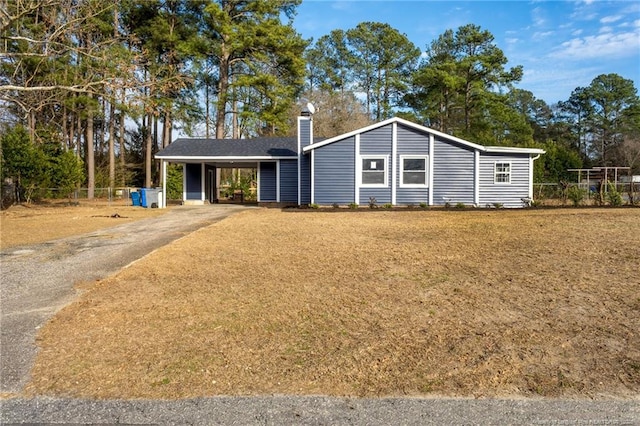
[24,208,640,399]
[0,200,170,249]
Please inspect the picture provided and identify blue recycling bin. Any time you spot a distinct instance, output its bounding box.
[140,188,148,207]
[131,191,141,206]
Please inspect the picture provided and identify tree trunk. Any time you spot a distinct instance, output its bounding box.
[205,83,210,138]
[86,107,95,200]
[162,111,171,148]
[108,99,116,190]
[119,90,126,186]
[145,111,153,188]
[215,45,230,139]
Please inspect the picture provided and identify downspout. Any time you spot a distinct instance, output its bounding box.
[161,160,167,208]
[474,150,480,207]
[428,134,434,206]
[529,154,541,200]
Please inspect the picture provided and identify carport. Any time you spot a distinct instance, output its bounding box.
[155,137,301,207]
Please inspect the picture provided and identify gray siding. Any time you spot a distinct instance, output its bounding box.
[300,154,311,205]
[360,125,392,155]
[432,139,475,205]
[359,125,392,204]
[299,117,312,148]
[396,124,430,205]
[479,153,530,208]
[259,162,277,202]
[314,137,355,204]
[279,159,298,203]
[185,163,201,200]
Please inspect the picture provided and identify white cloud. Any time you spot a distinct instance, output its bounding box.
[551,30,640,60]
[599,26,613,33]
[533,31,554,39]
[531,7,547,27]
[600,15,623,24]
[572,29,583,36]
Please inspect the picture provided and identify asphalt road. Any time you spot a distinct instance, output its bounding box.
[1,204,638,424]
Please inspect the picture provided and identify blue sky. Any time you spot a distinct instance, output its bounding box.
[294,0,640,105]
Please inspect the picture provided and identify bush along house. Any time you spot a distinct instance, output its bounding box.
[155,106,545,208]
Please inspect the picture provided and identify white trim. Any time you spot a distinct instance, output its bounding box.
[155,155,295,161]
[355,134,360,204]
[360,155,389,188]
[528,157,534,199]
[474,150,480,206]
[428,134,434,205]
[391,122,397,205]
[485,146,545,154]
[161,160,167,208]
[201,163,206,201]
[399,155,429,188]
[257,162,262,202]
[297,117,303,205]
[304,116,486,153]
[310,150,315,204]
[182,163,187,202]
[302,116,546,156]
[276,160,281,202]
[494,161,512,184]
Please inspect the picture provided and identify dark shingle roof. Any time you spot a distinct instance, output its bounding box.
[156,137,301,159]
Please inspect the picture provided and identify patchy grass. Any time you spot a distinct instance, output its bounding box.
[25,208,640,399]
[0,199,170,249]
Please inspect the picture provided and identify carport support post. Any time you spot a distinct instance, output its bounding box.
[161,160,167,208]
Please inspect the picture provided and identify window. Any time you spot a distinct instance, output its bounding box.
[494,162,511,184]
[361,156,387,186]
[400,156,428,187]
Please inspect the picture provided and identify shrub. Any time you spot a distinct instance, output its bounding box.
[492,202,504,209]
[331,203,340,209]
[455,202,466,209]
[607,182,623,206]
[368,197,377,209]
[567,185,586,207]
[382,203,393,209]
[348,203,358,209]
[165,164,183,200]
[419,202,428,209]
[309,203,319,209]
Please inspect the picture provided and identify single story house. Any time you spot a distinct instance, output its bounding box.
[155,111,544,208]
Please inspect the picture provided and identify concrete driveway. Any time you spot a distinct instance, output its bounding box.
[1,204,638,424]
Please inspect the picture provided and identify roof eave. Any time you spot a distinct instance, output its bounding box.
[303,116,487,153]
[154,155,297,161]
[484,147,546,155]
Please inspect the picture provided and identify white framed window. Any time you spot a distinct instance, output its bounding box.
[360,156,388,187]
[400,155,428,187]
[494,162,511,184]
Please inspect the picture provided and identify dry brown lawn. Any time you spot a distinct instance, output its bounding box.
[0,199,170,249]
[22,207,640,399]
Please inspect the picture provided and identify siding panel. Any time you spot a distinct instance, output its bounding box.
[432,139,475,205]
[479,153,531,208]
[359,125,392,203]
[396,124,430,205]
[300,154,311,205]
[314,137,355,204]
[259,162,277,201]
[279,159,298,203]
